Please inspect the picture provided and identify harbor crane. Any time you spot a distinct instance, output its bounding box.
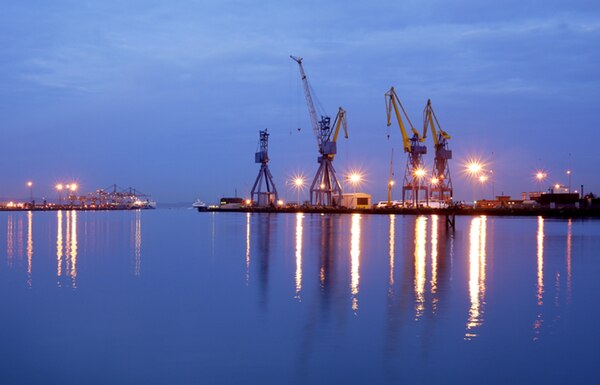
[291,55,348,206]
[385,86,428,207]
[250,129,278,206]
[423,99,453,203]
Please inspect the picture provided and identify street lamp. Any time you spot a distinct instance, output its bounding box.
[347,172,362,194]
[414,167,426,206]
[566,170,572,193]
[535,171,547,194]
[292,176,306,205]
[465,159,485,201]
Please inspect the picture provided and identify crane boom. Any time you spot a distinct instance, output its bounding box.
[423,99,451,146]
[290,55,321,147]
[385,86,421,152]
[331,107,348,142]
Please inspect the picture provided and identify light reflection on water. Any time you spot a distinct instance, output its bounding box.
[26,211,33,287]
[388,214,395,287]
[350,213,361,313]
[295,212,303,299]
[414,215,427,319]
[0,210,599,384]
[567,218,572,302]
[7,215,14,267]
[465,215,487,340]
[56,211,79,288]
[534,216,545,340]
[133,210,141,276]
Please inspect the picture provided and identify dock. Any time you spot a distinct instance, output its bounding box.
[201,205,600,219]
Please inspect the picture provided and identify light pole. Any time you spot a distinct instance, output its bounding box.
[69,183,78,206]
[478,174,488,199]
[414,168,426,206]
[567,170,572,193]
[27,181,33,204]
[56,184,64,204]
[489,170,495,199]
[293,177,305,206]
[535,171,546,194]
[349,173,361,194]
[466,160,483,201]
[347,172,362,208]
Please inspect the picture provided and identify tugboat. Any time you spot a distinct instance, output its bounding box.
[192,199,208,212]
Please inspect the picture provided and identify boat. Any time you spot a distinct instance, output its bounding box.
[131,199,157,209]
[193,199,208,211]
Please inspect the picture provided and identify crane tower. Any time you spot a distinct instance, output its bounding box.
[251,129,279,207]
[291,56,348,207]
[385,86,428,207]
[423,99,453,203]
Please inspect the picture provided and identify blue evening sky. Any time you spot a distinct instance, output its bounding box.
[1,0,599,203]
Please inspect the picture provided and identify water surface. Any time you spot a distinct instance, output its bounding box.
[0,210,598,384]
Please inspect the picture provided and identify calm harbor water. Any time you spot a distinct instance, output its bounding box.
[0,209,599,384]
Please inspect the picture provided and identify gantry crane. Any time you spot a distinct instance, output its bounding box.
[385,86,428,207]
[251,129,278,206]
[291,55,348,206]
[423,99,453,203]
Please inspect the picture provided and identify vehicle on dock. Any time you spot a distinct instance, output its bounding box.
[375,200,402,208]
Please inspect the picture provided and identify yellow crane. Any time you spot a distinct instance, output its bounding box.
[329,107,348,160]
[423,99,453,203]
[385,86,428,207]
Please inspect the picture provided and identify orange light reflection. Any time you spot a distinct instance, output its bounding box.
[27,211,33,287]
[465,216,487,339]
[389,214,396,286]
[350,214,361,313]
[295,213,303,299]
[414,216,427,319]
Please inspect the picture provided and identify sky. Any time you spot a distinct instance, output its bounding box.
[1,0,599,203]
